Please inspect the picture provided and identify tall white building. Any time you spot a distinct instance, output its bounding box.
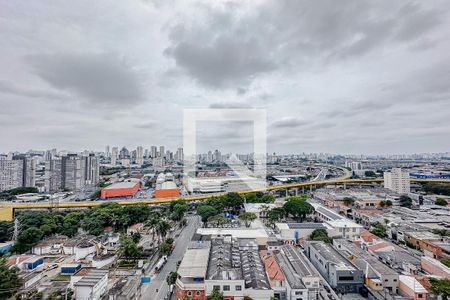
[159,146,165,158]
[0,155,36,191]
[136,146,144,166]
[175,147,184,162]
[0,158,23,191]
[384,168,410,194]
[151,146,157,158]
[111,147,118,166]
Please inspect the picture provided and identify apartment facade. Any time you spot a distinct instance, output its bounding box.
[384,168,410,194]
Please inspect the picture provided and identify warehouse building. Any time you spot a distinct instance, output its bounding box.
[100,180,140,199]
[305,241,364,294]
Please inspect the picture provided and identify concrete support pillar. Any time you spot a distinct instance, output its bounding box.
[295,188,298,196]
[302,186,305,194]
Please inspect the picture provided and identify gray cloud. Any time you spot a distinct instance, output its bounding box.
[165,1,443,89]
[26,52,144,105]
[0,80,65,100]
[271,117,309,128]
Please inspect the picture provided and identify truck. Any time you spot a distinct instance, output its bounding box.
[154,255,168,273]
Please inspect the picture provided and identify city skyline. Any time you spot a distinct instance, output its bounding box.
[0,1,449,154]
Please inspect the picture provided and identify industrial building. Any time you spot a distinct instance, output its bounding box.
[100,181,140,199]
[305,241,364,294]
[74,269,109,300]
[275,245,320,300]
[154,173,180,198]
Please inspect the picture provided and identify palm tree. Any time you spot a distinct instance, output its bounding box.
[156,220,170,243]
[146,216,159,242]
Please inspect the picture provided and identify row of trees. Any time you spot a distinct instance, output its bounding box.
[9,203,157,253]
[423,182,450,196]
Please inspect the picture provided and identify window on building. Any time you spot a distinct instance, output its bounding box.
[223,285,230,291]
[196,291,201,296]
[187,291,192,296]
[338,276,354,281]
[295,291,303,295]
[213,285,220,291]
[235,285,242,291]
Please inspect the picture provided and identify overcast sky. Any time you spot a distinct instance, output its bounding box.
[1,0,449,155]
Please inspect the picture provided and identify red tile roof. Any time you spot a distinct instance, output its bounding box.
[261,251,285,282]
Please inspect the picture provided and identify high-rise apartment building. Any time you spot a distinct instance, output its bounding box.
[384,168,410,194]
[136,146,144,166]
[175,147,184,162]
[105,145,110,158]
[159,146,165,158]
[0,157,23,191]
[45,154,99,192]
[111,147,118,166]
[151,146,158,158]
[0,155,36,191]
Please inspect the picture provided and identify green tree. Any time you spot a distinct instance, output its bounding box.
[0,221,13,242]
[436,198,448,206]
[238,212,257,228]
[267,207,285,224]
[197,205,218,224]
[156,220,170,242]
[385,200,393,207]
[441,258,450,268]
[166,272,177,285]
[309,229,333,243]
[423,183,450,196]
[221,192,244,213]
[209,288,225,300]
[244,193,258,203]
[62,211,85,237]
[118,235,142,261]
[208,214,230,228]
[364,171,376,177]
[342,197,354,206]
[399,195,413,208]
[283,197,314,222]
[0,258,22,298]
[430,278,450,300]
[370,224,387,238]
[14,227,43,253]
[160,241,172,255]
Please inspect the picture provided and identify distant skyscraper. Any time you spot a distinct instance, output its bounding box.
[207,151,213,163]
[176,147,184,162]
[151,146,157,158]
[384,168,410,194]
[136,146,144,166]
[111,147,118,166]
[119,147,129,159]
[105,145,110,158]
[159,146,165,158]
[144,149,149,159]
[213,149,222,162]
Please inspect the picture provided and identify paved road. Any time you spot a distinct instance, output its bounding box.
[140,215,201,300]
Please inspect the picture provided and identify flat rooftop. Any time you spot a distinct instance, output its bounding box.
[178,246,210,278]
[74,269,108,287]
[103,181,139,189]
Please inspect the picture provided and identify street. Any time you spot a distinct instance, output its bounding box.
[140,215,201,300]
